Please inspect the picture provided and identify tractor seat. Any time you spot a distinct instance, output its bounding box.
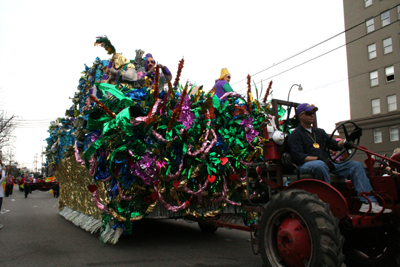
[281,152,347,184]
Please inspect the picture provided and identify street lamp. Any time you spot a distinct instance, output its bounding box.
[287,84,303,102]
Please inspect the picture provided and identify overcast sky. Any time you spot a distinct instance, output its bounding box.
[0,0,349,170]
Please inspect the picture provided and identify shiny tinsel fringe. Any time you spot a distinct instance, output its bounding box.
[100,223,115,243]
[59,207,103,235]
[60,207,122,244]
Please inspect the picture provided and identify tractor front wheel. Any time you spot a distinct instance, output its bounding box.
[259,189,344,267]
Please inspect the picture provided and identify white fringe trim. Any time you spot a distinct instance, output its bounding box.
[60,207,110,241]
[59,207,125,244]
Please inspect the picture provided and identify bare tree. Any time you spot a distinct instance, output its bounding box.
[0,110,17,149]
[3,146,16,166]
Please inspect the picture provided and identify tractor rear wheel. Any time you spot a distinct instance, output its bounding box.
[259,189,345,267]
[342,224,400,267]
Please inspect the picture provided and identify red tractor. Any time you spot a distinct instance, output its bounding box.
[196,99,400,267]
[254,99,400,267]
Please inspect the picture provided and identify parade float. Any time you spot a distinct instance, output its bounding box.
[45,36,276,244]
[45,37,400,267]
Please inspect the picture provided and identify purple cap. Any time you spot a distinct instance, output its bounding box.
[296,103,318,114]
[144,54,154,71]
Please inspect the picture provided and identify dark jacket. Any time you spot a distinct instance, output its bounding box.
[288,125,340,165]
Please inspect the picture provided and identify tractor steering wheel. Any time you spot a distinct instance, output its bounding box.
[328,121,360,164]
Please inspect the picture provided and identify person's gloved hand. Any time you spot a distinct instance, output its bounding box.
[317,156,335,172]
[349,127,362,141]
[343,140,354,149]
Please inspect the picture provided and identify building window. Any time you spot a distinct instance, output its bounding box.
[388,95,397,111]
[370,71,379,87]
[365,0,373,8]
[366,18,375,33]
[385,66,395,82]
[398,5,400,20]
[374,129,382,143]
[372,98,380,114]
[383,37,393,54]
[390,126,399,142]
[368,43,377,59]
[381,10,390,27]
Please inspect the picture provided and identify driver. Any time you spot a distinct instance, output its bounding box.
[288,103,392,214]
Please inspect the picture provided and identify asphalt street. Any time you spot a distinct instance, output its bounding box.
[0,186,263,267]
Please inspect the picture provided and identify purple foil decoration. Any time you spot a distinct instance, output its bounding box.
[129,152,156,185]
[90,134,101,143]
[240,115,259,149]
[178,96,196,130]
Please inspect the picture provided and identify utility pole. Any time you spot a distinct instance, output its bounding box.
[33,153,38,176]
[35,153,38,174]
[41,146,44,175]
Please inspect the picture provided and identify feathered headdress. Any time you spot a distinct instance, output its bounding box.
[94,35,116,55]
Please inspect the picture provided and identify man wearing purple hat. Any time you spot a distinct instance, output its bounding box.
[287,103,391,213]
[144,53,172,85]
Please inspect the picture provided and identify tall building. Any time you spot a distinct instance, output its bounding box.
[342,0,400,161]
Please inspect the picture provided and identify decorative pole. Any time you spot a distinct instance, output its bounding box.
[89,95,116,119]
[263,80,273,103]
[152,64,161,101]
[167,84,188,132]
[173,58,184,88]
[247,74,252,113]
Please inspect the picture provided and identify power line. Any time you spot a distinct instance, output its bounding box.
[281,60,400,96]
[231,3,400,87]
[236,18,400,92]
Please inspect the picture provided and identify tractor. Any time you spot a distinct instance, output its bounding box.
[194,99,400,267]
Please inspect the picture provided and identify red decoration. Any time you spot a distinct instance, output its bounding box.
[229,173,238,182]
[88,184,97,193]
[220,157,228,166]
[207,175,216,184]
[151,192,159,201]
[173,180,180,189]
